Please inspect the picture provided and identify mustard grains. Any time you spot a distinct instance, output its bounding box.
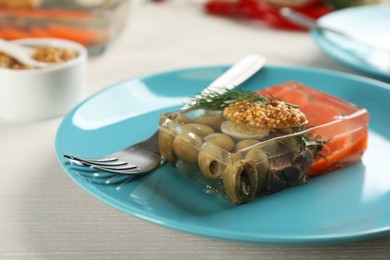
[32,47,77,64]
[223,100,307,129]
[0,47,77,70]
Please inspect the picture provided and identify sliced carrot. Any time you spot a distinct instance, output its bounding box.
[0,26,30,40]
[302,101,351,162]
[0,9,91,19]
[29,25,51,38]
[257,82,309,107]
[304,101,369,176]
[46,24,98,45]
[310,93,359,115]
[301,102,341,126]
[309,131,368,175]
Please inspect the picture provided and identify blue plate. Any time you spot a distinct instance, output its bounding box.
[56,65,390,244]
[312,5,390,81]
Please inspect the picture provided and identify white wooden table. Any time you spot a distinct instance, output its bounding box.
[1,1,389,259]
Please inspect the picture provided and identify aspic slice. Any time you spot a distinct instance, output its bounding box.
[158,81,370,204]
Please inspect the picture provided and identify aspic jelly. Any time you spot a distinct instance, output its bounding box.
[158,81,370,204]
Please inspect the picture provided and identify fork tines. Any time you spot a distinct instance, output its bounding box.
[62,153,138,174]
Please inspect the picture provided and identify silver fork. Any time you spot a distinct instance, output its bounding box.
[63,131,161,176]
[62,54,266,175]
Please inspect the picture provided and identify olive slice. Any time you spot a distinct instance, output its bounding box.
[198,145,225,180]
[223,160,258,204]
[221,121,269,140]
[245,149,269,193]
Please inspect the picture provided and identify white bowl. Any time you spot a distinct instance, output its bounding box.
[0,38,87,122]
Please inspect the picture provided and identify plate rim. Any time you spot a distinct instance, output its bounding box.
[311,4,390,81]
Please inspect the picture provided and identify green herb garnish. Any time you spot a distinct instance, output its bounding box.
[298,134,328,159]
[187,87,301,110]
[188,88,267,110]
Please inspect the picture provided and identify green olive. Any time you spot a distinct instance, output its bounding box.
[173,133,202,164]
[173,114,193,124]
[195,116,224,132]
[245,149,269,193]
[231,152,244,163]
[223,160,258,204]
[234,139,259,152]
[182,123,214,138]
[221,121,269,140]
[158,130,176,164]
[204,133,234,151]
[198,145,225,180]
[204,110,222,117]
[230,139,259,164]
[162,112,192,124]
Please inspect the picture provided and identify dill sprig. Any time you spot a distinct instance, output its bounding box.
[188,88,268,110]
[298,134,328,159]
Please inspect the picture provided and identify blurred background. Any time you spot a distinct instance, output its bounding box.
[1,0,388,56]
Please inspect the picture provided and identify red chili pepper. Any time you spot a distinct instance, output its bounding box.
[205,0,333,30]
[205,0,242,16]
[205,0,262,18]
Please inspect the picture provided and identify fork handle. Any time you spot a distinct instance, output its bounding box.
[181,54,266,110]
